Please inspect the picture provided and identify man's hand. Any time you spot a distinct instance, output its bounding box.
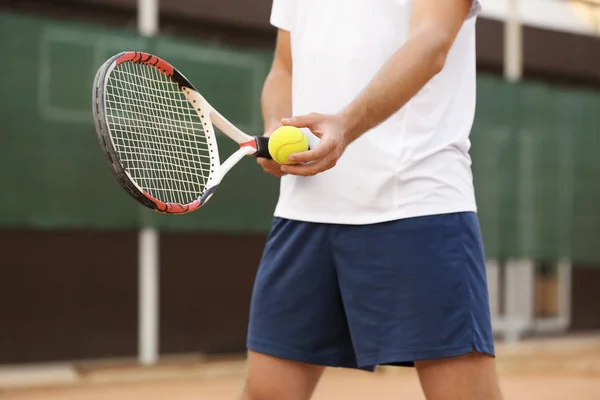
[279,113,351,177]
[257,126,287,177]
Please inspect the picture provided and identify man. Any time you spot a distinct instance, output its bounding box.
[245,0,502,399]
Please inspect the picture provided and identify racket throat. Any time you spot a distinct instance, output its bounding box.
[198,185,219,205]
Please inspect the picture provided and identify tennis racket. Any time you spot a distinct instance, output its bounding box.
[92,51,272,214]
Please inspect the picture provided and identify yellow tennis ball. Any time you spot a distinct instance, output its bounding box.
[268,126,309,165]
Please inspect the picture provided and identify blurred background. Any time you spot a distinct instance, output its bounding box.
[0,0,599,399]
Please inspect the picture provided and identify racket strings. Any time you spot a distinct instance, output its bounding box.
[132,63,205,203]
[105,62,212,205]
[109,66,203,203]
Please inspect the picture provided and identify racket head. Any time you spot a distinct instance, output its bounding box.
[92,51,220,214]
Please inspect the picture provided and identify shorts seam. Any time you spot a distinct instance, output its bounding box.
[458,215,478,350]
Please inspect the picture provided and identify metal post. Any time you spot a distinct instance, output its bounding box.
[503,259,535,344]
[504,0,523,82]
[139,227,159,365]
[138,0,159,37]
[137,0,160,366]
[502,0,527,344]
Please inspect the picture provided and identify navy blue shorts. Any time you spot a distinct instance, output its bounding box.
[247,212,495,371]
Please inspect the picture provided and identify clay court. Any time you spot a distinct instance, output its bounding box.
[2,335,599,400]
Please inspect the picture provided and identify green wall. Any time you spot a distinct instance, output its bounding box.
[2,13,600,261]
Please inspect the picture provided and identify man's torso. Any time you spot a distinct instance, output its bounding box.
[271,0,481,224]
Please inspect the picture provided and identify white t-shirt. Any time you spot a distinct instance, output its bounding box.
[270,0,482,225]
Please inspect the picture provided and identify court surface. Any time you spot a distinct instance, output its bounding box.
[2,335,599,400]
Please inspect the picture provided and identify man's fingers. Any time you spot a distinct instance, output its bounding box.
[257,158,286,177]
[263,167,286,177]
[257,158,278,167]
[269,170,287,177]
[281,156,337,177]
[260,162,284,172]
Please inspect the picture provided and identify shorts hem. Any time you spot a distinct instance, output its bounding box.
[357,342,496,368]
[247,336,375,372]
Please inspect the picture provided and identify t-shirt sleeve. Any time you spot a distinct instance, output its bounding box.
[468,0,482,19]
[270,0,294,31]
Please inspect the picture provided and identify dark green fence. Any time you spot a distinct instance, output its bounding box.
[2,13,599,261]
[472,77,600,262]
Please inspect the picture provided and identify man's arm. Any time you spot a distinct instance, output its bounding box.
[281,0,474,176]
[339,0,473,142]
[262,29,293,132]
[258,29,293,177]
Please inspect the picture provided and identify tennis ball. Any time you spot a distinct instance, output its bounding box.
[268,126,309,165]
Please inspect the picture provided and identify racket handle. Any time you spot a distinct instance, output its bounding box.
[254,136,272,159]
